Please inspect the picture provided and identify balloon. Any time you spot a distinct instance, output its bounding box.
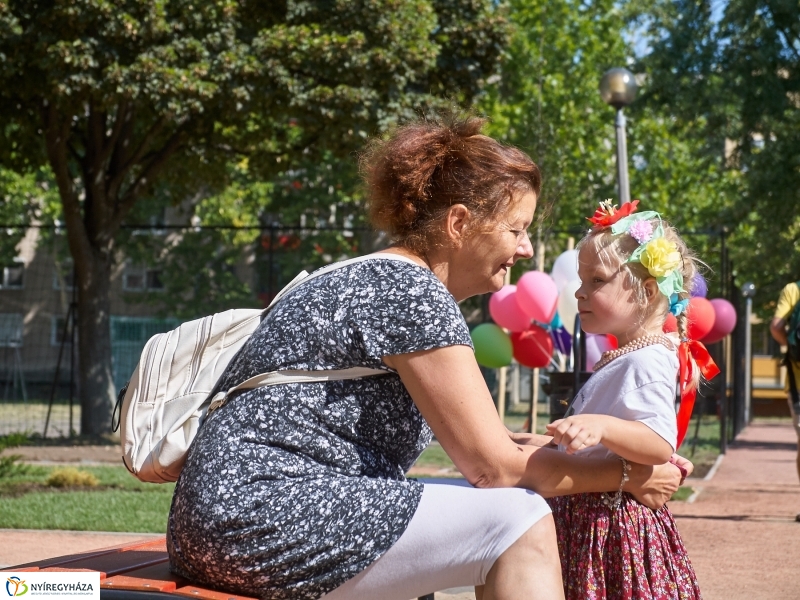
[551,249,579,291]
[702,298,737,344]
[586,333,613,371]
[550,311,562,330]
[687,297,715,340]
[471,323,513,368]
[690,273,708,298]
[512,325,554,368]
[551,325,572,355]
[516,271,559,323]
[663,313,678,334]
[607,334,618,349]
[558,279,582,334]
[488,285,531,332]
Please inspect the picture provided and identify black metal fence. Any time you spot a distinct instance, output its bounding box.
[0,223,376,437]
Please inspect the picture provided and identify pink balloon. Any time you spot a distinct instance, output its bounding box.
[489,285,531,332]
[585,333,613,371]
[516,271,559,323]
[701,298,737,344]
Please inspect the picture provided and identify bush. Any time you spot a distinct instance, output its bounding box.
[0,433,29,479]
[46,467,99,488]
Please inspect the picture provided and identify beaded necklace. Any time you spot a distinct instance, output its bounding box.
[592,333,675,371]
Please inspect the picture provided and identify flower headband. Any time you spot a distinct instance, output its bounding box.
[587,200,684,299]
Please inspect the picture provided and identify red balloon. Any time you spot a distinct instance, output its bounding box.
[607,334,618,349]
[511,325,554,368]
[687,297,715,340]
[663,313,678,333]
[702,298,737,344]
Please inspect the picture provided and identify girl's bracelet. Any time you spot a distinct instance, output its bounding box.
[601,457,631,510]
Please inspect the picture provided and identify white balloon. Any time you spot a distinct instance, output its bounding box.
[551,249,579,291]
[558,279,581,335]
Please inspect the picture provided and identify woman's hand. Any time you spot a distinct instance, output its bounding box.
[670,453,694,483]
[624,458,689,510]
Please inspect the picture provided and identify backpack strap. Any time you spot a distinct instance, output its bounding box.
[263,252,422,314]
[207,253,423,414]
[786,353,800,410]
[207,366,388,413]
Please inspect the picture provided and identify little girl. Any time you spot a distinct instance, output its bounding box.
[545,200,719,600]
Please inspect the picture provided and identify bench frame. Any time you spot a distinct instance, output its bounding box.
[10,537,436,600]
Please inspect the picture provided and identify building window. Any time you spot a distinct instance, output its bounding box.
[0,313,23,347]
[53,261,76,291]
[51,315,73,347]
[1,259,24,289]
[123,265,164,292]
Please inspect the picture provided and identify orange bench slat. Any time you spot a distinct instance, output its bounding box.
[102,575,177,593]
[52,548,168,577]
[10,537,166,570]
[101,561,187,593]
[40,567,106,579]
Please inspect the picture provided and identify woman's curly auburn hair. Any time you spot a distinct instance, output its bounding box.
[360,114,542,254]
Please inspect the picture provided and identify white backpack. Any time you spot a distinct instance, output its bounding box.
[115,253,417,483]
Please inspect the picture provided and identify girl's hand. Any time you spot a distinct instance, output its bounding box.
[624,458,691,510]
[546,415,608,454]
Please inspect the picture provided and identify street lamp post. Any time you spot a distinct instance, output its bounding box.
[741,282,756,427]
[599,68,638,205]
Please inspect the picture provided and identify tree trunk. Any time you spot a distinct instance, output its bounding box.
[76,246,117,436]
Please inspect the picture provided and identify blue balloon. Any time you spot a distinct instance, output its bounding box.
[691,273,708,298]
[551,325,572,355]
[550,311,562,330]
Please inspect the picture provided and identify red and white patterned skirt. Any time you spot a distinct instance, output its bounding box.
[547,492,702,600]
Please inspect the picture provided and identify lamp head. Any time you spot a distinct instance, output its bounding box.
[599,68,638,109]
[741,282,756,298]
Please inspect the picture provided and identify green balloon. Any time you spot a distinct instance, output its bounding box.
[471,323,513,368]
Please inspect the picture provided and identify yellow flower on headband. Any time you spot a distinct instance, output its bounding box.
[640,238,681,277]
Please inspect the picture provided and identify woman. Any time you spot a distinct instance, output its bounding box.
[167,115,688,600]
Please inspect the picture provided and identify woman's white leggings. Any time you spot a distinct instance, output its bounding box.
[320,481,552,600]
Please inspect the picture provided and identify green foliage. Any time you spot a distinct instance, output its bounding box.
[0,465,175,532]
[0,433,29,479]
[0,1,508,431]
[0,167,58,262]
[46,467,100,488]
[483,0,628,230]
[636,0,800,312]
[482,0,736,281]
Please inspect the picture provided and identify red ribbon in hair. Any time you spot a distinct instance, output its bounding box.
[676,340,721,448]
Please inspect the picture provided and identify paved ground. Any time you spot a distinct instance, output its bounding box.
[669,422,800,600]
[2,422,799,599]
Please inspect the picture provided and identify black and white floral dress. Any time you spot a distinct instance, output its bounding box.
[167,258,473,599]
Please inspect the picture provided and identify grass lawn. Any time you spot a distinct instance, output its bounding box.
[0,465,174,533]
[0,404,720,532]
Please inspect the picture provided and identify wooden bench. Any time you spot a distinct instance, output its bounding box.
[9,537,436,600]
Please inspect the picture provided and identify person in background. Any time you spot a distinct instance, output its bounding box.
[769,279,800,522]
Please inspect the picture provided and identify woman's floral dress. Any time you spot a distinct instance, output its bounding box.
[167,258,472,600]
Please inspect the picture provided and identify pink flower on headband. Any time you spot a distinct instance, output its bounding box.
[628,220,654,244]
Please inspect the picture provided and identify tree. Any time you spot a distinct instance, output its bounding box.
[0,0,507,434]
[482,0,739,288]
[635,0,800,311]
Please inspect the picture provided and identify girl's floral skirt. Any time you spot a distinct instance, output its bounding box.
[547,492,701,600]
